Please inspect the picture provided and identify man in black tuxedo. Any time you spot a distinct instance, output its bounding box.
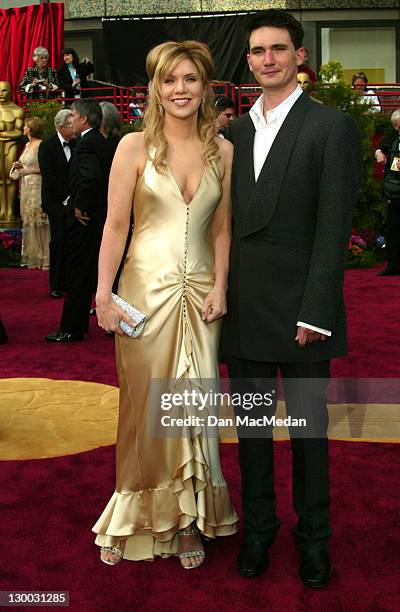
[39,109,74,298]
[46,99,109,342]
[222,10,362,586]
[375,109,400,276]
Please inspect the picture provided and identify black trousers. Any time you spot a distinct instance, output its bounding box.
[48,210,69,292]
[60,219,103,336]
[227,356,331,551]
[385,198,400,272]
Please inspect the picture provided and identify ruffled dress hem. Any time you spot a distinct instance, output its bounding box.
[92,435,238,561]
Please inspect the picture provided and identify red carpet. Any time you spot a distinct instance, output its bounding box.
[1,442,399,612]
[1,265,400,380]
[1,268,400,611]
[0,269,119,387]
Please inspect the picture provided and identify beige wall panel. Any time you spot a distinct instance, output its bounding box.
[322,27,396,82]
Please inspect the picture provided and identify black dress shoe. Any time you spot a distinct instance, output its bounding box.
[299,550,332,588]
[46,331,84,343]
[237,542,269,578]
[50,290,63,298]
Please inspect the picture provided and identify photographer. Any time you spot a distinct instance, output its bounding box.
[19,47,59,100]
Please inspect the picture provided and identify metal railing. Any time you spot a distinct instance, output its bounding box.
[15,81,400,120]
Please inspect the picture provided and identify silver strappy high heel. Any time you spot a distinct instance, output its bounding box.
[178,524,205,570]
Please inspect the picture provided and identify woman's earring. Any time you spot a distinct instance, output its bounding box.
[201,98,206,113]
[158,103,164,117]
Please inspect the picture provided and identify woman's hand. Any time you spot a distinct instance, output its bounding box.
[18,167,30,176]
[96,295,136,337]
[201,286,227,323]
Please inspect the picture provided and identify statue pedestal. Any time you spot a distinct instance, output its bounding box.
[0,219,22,229]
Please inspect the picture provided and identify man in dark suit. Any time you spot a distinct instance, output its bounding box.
[375,109,400,276]
[39,109,74,298]
[222,10,362,586]
[46,99,110,342]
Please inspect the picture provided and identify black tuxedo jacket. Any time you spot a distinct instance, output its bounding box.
[39,134,73,217]
[222,92,362,363]
[69,128,109,226]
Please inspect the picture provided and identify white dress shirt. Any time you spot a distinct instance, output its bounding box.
[57,131,71,206]
[81,127,93,138]
[249,85,331,337]
[57,131,71,162]
[362,89,381,114]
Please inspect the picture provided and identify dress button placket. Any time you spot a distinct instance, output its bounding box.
[182,205,189,318]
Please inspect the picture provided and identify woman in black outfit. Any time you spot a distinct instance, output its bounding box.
[57,48,94,101]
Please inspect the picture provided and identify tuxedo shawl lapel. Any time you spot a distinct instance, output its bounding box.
[232,114,255,226]
[239,92,312,238]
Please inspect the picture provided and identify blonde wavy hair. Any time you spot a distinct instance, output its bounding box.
[143,40,219,173]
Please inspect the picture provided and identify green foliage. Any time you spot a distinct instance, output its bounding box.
[373,113,391,137]
[120,120,143,137]
[346,248,383,269]
[318,61,344,84]
[25,100,63,138]
[313,61,384,231]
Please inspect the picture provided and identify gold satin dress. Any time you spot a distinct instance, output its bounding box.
[92,157,238,561]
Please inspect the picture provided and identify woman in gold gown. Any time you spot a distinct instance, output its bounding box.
[11,116,49,269]
[93,41,238,569]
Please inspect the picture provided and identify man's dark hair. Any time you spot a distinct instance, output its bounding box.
[215,96,235,113]
[246,9,304,51]
[71,99,102,129]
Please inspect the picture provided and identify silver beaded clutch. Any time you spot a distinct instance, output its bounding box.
[111,293,147,338]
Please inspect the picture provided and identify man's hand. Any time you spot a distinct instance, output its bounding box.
[75,208,90,225]
[295,326,328,347]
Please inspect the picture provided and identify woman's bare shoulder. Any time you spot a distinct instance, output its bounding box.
[216,136,233,161]
[118,130,145,154]
[114,130,146,171]
[215,137,233,180]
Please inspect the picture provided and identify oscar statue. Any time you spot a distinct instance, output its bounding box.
[0,81,24,227]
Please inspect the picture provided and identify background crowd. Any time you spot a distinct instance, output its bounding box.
[1,40,399,344]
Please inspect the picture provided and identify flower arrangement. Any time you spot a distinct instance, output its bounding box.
[0,230,22,267]
[346,228,383,268]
